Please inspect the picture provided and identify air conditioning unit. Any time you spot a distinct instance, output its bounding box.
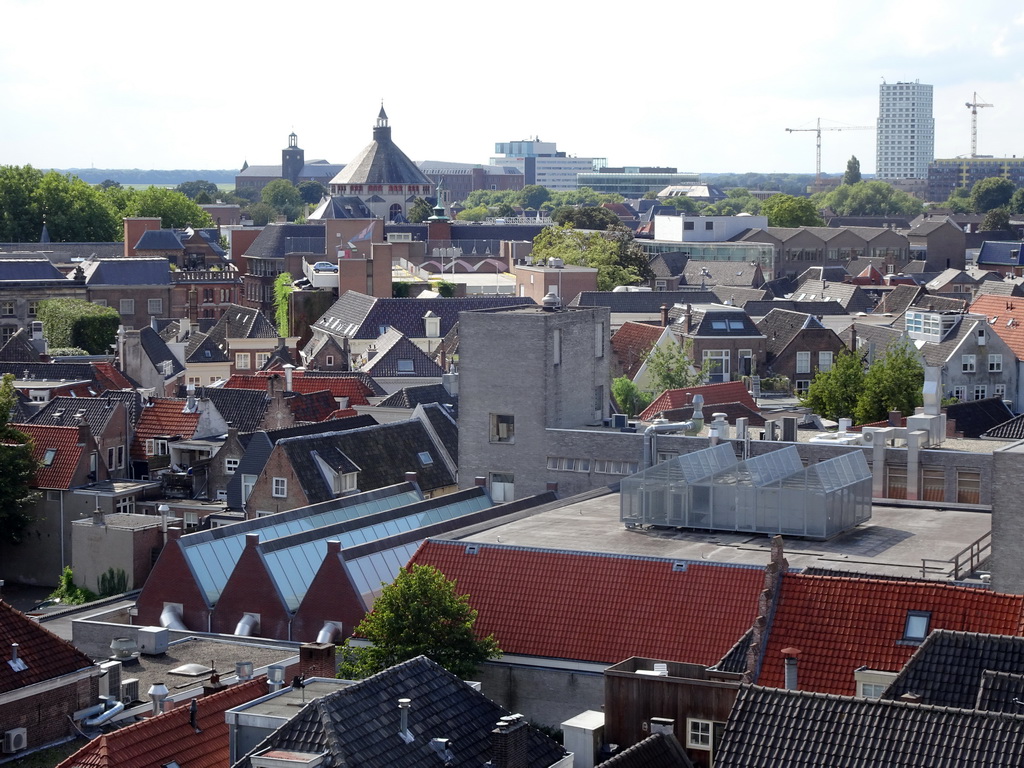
[121,678,140,704]
[3,728,27,754]
[137,626,169,655]
[99,660,122,699]
[861,430,876,444]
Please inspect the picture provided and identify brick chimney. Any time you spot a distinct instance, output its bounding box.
[660,304,669,327]
[489,714,529,768]
[123,217,161,259]
[298,642,336,679]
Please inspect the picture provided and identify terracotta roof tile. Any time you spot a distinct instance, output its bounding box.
[131,399,202,459]
[14,423,84,489]
[640,381,758,422]
[970,294,1024,359]
[610,322,663,379]
[410,542,764,665]
[757,573,1024,695]
[58,678,268,768]
[0,601,95,693]
[225,372,374,405]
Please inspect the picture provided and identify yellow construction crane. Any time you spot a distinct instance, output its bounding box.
[966,92,994,157]
[785,118,873,183]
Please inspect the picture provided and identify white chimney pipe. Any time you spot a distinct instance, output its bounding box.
[284,364,295,392]
[148,682,169,715]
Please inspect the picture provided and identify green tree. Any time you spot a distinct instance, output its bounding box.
[551,206,621,230]
[297,180,327,205]
[760,194,824,227]
[341,564,500,680]
[854,339,924,424]
[132,187,214,228]
[272,273,293,336]
[261,179,303,219]
[970,177,1016,213]
[0,166,120,242]
[813,181,923,217]
[941,186,972,214]
[661,195,700,214]
[612,376,653,418]
[517,184,551,210]
[47,566,97,605]
[982,207,1014,233]
[0,373,38,546]
[1009,188,1024,215]
[843,156,862,185]
[799,349,865,420]
[407,197,434,223]
[247,202,278,226]
[644,338,707,393]
[530,225,644,291]
[175,180,219,200]
[36,298,120,354]
[456,205,489,222]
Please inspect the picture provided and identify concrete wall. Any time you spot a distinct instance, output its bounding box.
[72,517,164,594]
[989,448,1024,593]
[476,662,605,729]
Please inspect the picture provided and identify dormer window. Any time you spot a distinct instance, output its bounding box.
[902,611,931,643]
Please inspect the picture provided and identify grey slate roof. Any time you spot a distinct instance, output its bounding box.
[742,299,847,318]
[235,656,567,768]
[26,396,119,434]
[377,384,458,416]
[975,279,1024,298]
[175,385,269,433]
[569,290,718,313]
[307,195,373,220]
[0,242,123,264]
[666,304,763,338]
[416,402,458,463]
[133,229,184,251]
[978,241,1024,267]
[277,417,455,502]
[243,224,326,260]
[0,329,43,363]
[945,397,1014,438]
[715,683,1024,767]
[760,274,798,299]
[0,257,71,281]
[883,630,1024,711]
[184,305,278,364]
[358,328,444,377]
[793,277,875,314]
[983,413,1024,440]
[0,361,96,382]
[601,733,694,768]
[139,326,186,380]
[329,115,431,186]
[757,309,827,357]
[916,315,979,367]
[312,291,534,341]
[82,257,171,285]
[709,286,770,307]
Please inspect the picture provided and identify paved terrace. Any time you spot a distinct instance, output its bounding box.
[442,490,991,582]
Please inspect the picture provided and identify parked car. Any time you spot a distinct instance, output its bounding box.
[313,261,339,273]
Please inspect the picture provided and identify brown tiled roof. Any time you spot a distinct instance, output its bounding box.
[640,382,757,422]
[131,399,202,460]
[57,677,268,768]
[14,423,84,489]
[410,541,764,665]
[225,372,374,405]
[756,573,1024,696]
[610,322,663,379]
[0,601,94,693]
[288,390,338,422]
[970,295,1024,359]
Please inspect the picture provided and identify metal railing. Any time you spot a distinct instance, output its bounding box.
[921,530,991,580]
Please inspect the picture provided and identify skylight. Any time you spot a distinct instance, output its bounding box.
[418,451,433,466]
[42,448,57,466]
[903,610,931,642]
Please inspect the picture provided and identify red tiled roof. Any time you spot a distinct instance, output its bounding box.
[58,677,269,768]
[758,573,1024,695]
[409,542,764,665]
[287,390,338,422]
[225,372,372,406]
[14,423,85,489]
[131,399,202,459]
[327,408,359,420]
[610,322,663,380]
[640,381,758,422]
[970,295,1024,359]
[0,601,94,693]
[92,362,136,391]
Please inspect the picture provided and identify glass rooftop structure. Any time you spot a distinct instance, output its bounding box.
[181,484,422,605]
[621,444,871,540]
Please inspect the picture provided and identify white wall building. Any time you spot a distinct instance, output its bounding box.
[490,139,604,191]
[877,81,934,180]
[654,214,768,242]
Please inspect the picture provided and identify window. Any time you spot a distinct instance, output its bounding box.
[995,384,1006,399]
[489,472,514,502]
[974,385,987,400]
[115,496,135,514]
[594,459,639,475]
[962,354,976,373]
[705,221,714,231]
[0,301,13,316]
[687,719,713,750]
[255,352,271,369]
[921,467,945,502]
[235,353,251,370]
[886,464,907,500]
[818,351,833,372]
[952,385,966,401]
[490,413,515,443]
[795,379,810,394]
[417,451,433,466]
[119,299,135,315]
[272,477,287,498]
[546,457,591,472]
[989,354,1003,372]
[225,458,239,474]
[42,448,57,466]
[683,221,695,231]
[596,322,605,357]
[957,470,981,504]
[702,350,729,383]
[553,329,561,365]
[396,359,415,372]
[241,474,256,502]
[796,351,811,374]
[325,355,335,367]
[183,511,199,529]
[148,298,163,315]
[903,611,931,642]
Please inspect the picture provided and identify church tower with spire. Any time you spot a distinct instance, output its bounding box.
[282,132,305,185]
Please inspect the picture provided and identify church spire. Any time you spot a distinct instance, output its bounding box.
[377,101,388,128]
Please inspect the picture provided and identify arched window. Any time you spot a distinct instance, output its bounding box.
[389,203,403,221]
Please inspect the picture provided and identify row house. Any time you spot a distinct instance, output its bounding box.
[757,309,847,395]
[0,257,86,346]
[738,226,911,280]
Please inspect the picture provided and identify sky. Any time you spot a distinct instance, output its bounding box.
[2,0,1023,177]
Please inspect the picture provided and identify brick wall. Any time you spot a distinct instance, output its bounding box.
[244,445,306,517]
[0,675,98,749]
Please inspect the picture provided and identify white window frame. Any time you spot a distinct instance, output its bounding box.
[952,385,966,401]
[235,352,251,370]
[119,298,135,315]
[795,379,811,394]
[818,350,833,372]
[241,474,256,502]
[962,354,976,373]
[795,351,811,374]
[147,298,163,315]
[0,301,13,316]
[974,385,987,401]
[995,384,1006,399]
[686,719,713,750]
[225,458,239,475]
[255,352,271,369]
[272,477,287,498]
[989,354,1003,373]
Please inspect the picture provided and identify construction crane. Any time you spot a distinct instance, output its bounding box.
[966,92,994,157]
[785,118,873,183]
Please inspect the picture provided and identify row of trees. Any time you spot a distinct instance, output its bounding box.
[0,166,213,242]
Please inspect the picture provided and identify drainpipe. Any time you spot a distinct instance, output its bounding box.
[643,394,704,468]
